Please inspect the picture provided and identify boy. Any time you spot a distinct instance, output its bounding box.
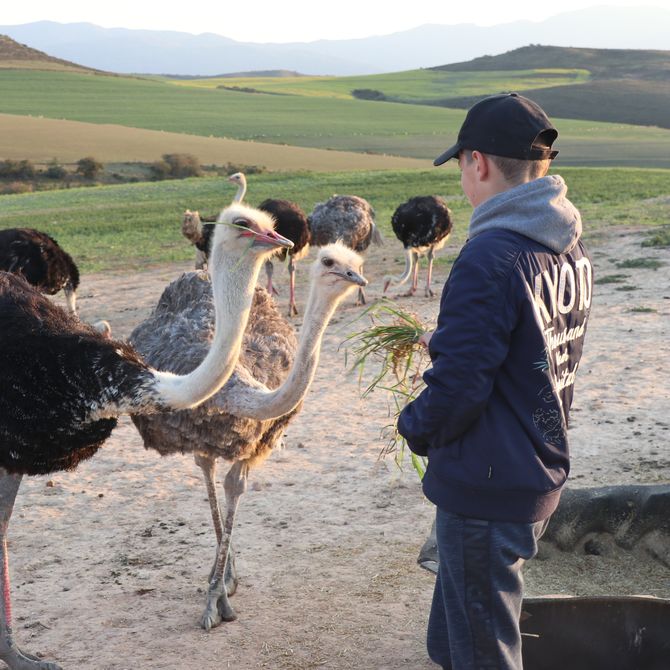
[397,93,593,669]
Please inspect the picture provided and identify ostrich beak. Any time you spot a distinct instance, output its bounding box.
[246,228,294,250]
[332,268,368,287]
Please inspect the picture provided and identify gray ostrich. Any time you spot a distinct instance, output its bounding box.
[129,243,367,631]
[0,203,292,670]
[308,194,382,305]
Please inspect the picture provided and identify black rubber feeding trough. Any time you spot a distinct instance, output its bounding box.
[520,596,670,670]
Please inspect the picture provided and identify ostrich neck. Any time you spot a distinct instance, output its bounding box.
[224,284,342,421]
[233,181,247,203]
[390,248,416,286]
[149,242,261,411]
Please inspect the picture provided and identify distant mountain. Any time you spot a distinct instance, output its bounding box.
[1,6,669,76]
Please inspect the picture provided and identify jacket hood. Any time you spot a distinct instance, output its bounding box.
[469,175,582,254]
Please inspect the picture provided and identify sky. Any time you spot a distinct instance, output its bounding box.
[3,0,670,43]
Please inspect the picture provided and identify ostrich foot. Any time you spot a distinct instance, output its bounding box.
[200,580,237,630]
[0,644,62,670]
[424,286,435,298]
[401,288,417,297]
[288,302,298,317]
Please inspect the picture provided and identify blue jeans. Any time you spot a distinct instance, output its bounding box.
[427,508,548,670]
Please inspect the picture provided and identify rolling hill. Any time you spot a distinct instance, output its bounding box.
[0,34,103,74]
[430,45,670,130]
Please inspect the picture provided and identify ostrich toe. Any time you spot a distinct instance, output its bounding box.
[0,646,62,670]
[201,580,237,630]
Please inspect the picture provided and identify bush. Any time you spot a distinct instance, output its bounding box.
[162,153,202,178]
[76,156,104,180]
[1,181,34,195]
[150,159,171,180]
[44,159,67,180]
[351,88,387,101]
[0,159,36,180]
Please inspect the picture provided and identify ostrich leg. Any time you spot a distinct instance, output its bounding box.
[356,263,367,305]
[200,459,249,630]
[425,247,436,297]
[193,454,237,596]
[287,256,298,317]
[0,471,61,670]
[402,252,419,297]
[265,260,279,297]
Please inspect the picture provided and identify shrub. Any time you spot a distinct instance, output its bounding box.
[351,88,387,101]
[44,159,67,180]
[150,159,171,180]
[76,156,104,180]
[161,153,202,178]
[0,159,36,180]
[1,181,34,195]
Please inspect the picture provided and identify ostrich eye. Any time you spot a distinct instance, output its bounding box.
[322,257,334,268]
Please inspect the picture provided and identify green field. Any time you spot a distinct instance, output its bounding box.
[0,168,667,273]
[1,70,670,167]
[175,68,591,102]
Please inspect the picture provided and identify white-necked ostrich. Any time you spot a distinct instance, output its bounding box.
[129,243,367,631]
[180,172,247,269]
[0,204,292,670]
[383,195,453,297]
[0,227,80,313]
[182,172,312,316]
[308,194,382,305]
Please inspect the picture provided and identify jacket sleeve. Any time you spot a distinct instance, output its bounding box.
[397,236,520,454]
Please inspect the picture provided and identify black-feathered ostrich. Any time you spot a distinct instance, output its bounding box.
[383,195,453,297]
[129,243,367,631]
[308,194,382,305]
[0,227,80,313]
[0,204,292,670]
[182,172,312,316]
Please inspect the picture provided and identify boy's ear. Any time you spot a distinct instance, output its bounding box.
[472,150,490,180]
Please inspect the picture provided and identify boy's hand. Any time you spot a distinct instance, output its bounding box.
[418,331,434,349]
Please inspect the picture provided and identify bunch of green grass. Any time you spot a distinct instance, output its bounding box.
[342,300,432,478]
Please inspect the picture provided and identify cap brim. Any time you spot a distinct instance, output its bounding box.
[433,143,460,166]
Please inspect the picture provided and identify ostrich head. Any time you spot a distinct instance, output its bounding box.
[310,243,367,301]
[227,172,247,202]
[213,203,293,257]
[182,209,202,240]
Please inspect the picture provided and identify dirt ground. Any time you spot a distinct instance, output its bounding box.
[9,227,669,669]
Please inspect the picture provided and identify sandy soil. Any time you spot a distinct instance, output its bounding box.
[9,227,669,669]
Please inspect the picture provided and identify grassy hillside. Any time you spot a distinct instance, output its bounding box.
[436,45,670,80]
[0,168,667,273]
[2,69,670,168]
[0,34,102,73]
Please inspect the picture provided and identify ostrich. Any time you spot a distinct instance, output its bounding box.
[257,198,311,316]
[308,194,382,305]
[0,227,80,313]
[182,173,312,316]
[0,204,292,670]
[129,243,367,631]
[180,172,246,270]
[383,195,454,298]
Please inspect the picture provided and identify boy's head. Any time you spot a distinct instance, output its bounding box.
[434,93,558,206]
[434,93,558,166]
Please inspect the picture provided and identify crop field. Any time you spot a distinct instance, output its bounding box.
[175,68,591,102]
[1,167,668,273]
[2,70,670,167]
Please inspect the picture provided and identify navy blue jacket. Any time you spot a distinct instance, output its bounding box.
[397,229,593,523]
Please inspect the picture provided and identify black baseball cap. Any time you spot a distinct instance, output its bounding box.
[433,93,559,166]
